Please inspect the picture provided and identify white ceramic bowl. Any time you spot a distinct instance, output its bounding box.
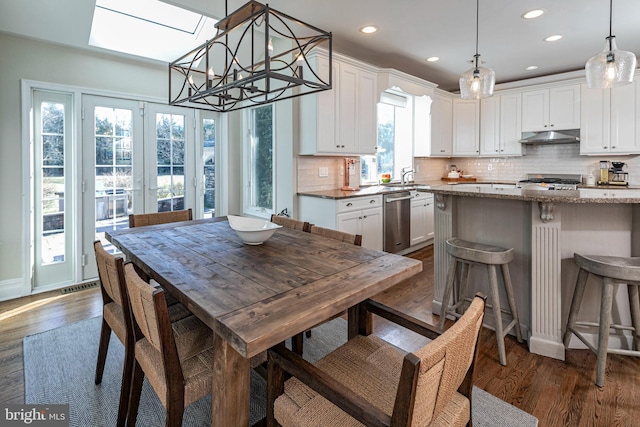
[227,215,282,245]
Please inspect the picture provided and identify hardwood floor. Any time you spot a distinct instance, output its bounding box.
[1,245,639,426]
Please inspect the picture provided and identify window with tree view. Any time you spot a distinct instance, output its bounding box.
[156,113,185,212]
[361,91,413,184]
[246,105,274,215]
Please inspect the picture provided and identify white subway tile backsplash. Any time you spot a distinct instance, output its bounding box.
[299,146,640,191]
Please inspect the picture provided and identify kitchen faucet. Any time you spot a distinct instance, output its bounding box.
[401,167,415,185]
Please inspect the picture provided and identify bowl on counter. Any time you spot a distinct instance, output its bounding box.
[227,215,282,245]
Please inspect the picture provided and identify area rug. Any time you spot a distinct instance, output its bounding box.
[24,316,537,426]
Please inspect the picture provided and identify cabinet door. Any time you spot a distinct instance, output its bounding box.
[430,94,453,156]
[499,93,523,156]
[549,85,580,130]
[522,89,549,132]
[299,56,339,155]
[413,95,432,157]
[360,207,383,250]
[580,83,609,154]
[336,210,360,236]
[452,99,479,156]
[357,69,377,155]
[610,82,639,154]
[410,198,428,246]
[479,96,500,156]
[337,63,358,152]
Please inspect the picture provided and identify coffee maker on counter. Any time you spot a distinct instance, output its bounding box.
[609,161,629,186]
[598,160,629,186]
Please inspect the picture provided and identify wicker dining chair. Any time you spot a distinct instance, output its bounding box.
[93,240,135,427]
[128,208,194,319]
[268,294,487,427]
[292,225,362,355]
[270,214,311,232]
[123,262,214,427]
[309,225,362,246]
[128,208,193,228]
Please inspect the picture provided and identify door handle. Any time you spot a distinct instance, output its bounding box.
[385,196,412,202]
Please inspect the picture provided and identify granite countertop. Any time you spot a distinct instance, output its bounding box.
[297,182,440,200]
[298,180,640,203]
[424,183,640,204]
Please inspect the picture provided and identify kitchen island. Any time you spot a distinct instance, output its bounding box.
[423,184,640,360]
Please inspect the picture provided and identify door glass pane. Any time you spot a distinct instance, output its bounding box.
[40,102,66,264]
[250,105,273,211]
[203,118,215,218]
[156,113,185,212]
[94,106,133,253]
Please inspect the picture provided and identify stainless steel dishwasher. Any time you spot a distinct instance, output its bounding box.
[383,191,411,253]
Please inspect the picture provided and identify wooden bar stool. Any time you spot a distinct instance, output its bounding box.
[563,253,640,387]
[439,237,523,366]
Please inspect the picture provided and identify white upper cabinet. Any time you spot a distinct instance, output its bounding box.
[452,98,480,156]
[479,96,500,156]
[298,51,377,156]
[522,84,581,132]
[580,79,640,155]
[498,93,523,156]
[479,93,522,157]
[427,91,453,157]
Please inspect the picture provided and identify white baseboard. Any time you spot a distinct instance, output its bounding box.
[0,278,28,302]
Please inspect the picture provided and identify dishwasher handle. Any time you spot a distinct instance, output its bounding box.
[385,195,412,202]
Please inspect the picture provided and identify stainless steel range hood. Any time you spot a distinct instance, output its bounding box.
[519,129,580,144]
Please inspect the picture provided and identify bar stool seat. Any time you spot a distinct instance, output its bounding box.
[439,237,523,366]
[563,253,640,387]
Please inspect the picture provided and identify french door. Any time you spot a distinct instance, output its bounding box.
[80,96,195,281]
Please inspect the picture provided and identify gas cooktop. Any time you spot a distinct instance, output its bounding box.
[517,174,582,190]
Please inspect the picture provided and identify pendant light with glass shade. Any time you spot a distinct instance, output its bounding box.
[459,0,495,99]
[585,0,637,89]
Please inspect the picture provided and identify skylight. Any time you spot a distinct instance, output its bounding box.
[89,0,219,63]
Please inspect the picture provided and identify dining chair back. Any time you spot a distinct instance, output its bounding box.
[123,262,214,427]
[129,208,193,228]
[270,214,311,232]
[309,224,362,246]
[268,294,487,426]
[294,224,362,355]
[93,240,134,427]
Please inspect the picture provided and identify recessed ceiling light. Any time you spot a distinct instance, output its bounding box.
[426,57,439,62]
[522,9,544,19]
[525,65,538,71]
[544,35,563,42]
[359,26,378,34]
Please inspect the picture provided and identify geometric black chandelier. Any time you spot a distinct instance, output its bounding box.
[169,1,332,112]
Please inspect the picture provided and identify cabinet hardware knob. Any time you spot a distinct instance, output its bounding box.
[603,146,608,149]
[369,200,376,203]
[550,124,554,127]
[346,203,353,207]
[612,146,616,149]
[440,149,445,152]
[363,215,367,218]
[544,125,548,128]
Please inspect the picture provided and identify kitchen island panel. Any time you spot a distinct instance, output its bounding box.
[429,183,640,360]
[559,204,634,354]
[434,196,532,341]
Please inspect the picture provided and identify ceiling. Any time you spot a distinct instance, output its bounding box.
[1,0,639,92]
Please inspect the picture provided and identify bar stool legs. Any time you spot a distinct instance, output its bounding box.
[439,238,523,366]
[564,253,640,387]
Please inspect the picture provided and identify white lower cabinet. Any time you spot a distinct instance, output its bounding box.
[410,191,434,246]
[299,195,383,250]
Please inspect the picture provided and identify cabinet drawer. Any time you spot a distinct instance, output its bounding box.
[337,195,382,212]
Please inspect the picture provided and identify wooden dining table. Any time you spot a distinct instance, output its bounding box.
[106,217,422,426]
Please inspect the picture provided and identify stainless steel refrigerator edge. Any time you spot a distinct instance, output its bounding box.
[383,192,411,253]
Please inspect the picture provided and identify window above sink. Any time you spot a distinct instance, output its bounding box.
[361,90,414,185]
